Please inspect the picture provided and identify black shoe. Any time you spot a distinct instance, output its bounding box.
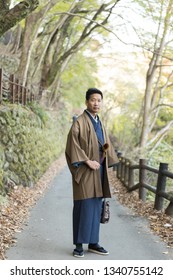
[73,249,84,258]
[88,244,109,255]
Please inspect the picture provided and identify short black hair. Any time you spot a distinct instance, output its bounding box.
[86,88,103,100]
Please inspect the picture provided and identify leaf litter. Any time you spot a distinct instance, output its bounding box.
[0,154,66,260]
[109,169,173,251]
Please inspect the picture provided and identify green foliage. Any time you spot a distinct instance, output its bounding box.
[61,51,98,110]
[49,0,72,13]
[109,114,140,153]
[147,141,173,191]
[148,142,173,170]
[99,51,145,154]
[165,128,173,147]
[29,102,49,126]
[158,107,173,123]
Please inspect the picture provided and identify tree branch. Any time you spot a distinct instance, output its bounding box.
[147,120,173,147]
[152,103,173,111]
[0,0,39,37]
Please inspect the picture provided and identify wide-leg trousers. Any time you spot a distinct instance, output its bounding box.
[73,197,103,244]
[73,163,104,245]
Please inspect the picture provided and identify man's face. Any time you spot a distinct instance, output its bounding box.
[86,93,102,115]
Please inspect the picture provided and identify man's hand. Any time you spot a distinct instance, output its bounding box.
[85,160,100,170]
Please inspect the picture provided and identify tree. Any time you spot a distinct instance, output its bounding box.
[15,0,120,106]
[107,0,173,154]
[137,0,173,152]
[0,0,39,37]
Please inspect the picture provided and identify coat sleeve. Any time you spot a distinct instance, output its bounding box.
[104,128,119,167]
[65,121,89,166]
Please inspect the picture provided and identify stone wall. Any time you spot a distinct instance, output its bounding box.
[0,104,68,195]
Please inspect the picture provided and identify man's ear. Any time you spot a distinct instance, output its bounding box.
[85,100,88,106]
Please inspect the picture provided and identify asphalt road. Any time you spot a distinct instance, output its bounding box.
[6,166,173,260]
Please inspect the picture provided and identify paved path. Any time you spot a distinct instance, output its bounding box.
[6,166,173,260]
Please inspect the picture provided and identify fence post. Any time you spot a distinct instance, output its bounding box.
[15,77,19,103]
[124,159,130,187]
[9,74,15,103]
[121,157,125,184]
[154,162,168,211]
[117,157,121,179]
[139,159,147,201]
[20,83,24,105]
[128,161,134,189]
[0,68,3,103]
[23,86,27,105]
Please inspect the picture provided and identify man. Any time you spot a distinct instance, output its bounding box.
[65,88,119,258]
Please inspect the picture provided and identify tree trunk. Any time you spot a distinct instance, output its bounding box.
[10,24,23,54]
[17,0,58,86]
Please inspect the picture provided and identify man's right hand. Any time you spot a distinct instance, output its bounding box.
[85,160,100,170]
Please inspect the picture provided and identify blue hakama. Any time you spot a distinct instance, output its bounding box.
[73,197,102,244]
[73,164,104,244]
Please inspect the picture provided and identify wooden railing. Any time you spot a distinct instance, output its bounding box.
[0,68,40,105]
[115,154,173,216]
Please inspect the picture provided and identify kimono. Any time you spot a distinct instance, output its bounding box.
[65,110,119,244]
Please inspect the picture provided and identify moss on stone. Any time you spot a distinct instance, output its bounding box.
[0,104,69,195]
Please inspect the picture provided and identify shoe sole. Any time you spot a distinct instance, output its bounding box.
[73,254,84,258]
[88,248,109,255]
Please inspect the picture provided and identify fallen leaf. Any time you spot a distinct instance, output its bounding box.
[164,223,172,228]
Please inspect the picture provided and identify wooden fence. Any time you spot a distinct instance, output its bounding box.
[0,68,40,105]
[115,154,173,216]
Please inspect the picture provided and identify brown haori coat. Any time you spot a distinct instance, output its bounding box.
[65,111,119,200]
